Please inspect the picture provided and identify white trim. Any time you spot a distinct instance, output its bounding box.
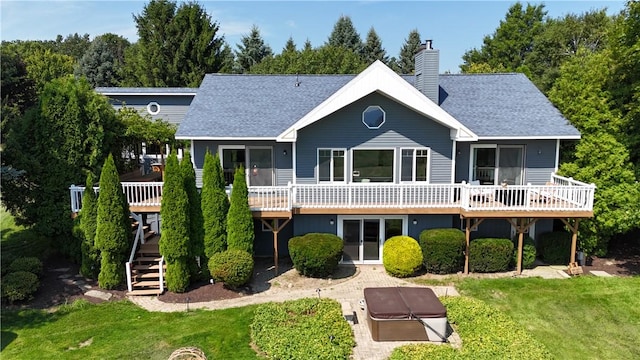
[247,146,275,187]
[351,147,396,183]
[292,142,297,184]
[469,144,526,185]
[478,135,581,140]
[399,147,431,183]
[337,215,408,264]
[146,102,161,115]
[451,140,457,184]
[317,148,347,183]
[190,140,195,166]
[176,136,278,141]
[276,61,478,142]
[554,139,560,172]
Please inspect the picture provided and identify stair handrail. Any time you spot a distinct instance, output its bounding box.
[127,212,144,292]
[159,256,165,293]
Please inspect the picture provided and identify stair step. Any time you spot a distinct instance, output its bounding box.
[127,289,163,296]
[133,280,162,288]
[134,264,166,271]
[135,256,162,262]
[134,272,161,279]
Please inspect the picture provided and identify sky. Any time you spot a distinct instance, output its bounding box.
[1,0,626,73]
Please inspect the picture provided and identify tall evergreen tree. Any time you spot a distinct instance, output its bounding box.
[226,166,254,254]
[124,0,225,87]
[74,36,119,87]
[159,153,191,292]
[326,15,363,55]
[180,152,204,277]
[202,151,229,258]
[80,173,100,279]
[95,154,131,289]
[235,25,273,73]
[397,29,422,74]
[363,27,388,64]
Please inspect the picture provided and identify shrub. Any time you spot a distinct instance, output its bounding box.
[226,166,254,254]
[537,231,572,265]
[512,236,537,269]
[469,238,513,273]
[181,152,205,279]
[208,249,254,288]
[419,228,465,274]
[8,257,43,276]
[383,236,423,278]
[165,260,191,293]
[251,298,355,360]
[1,271,40,303]
[390,296,552,359]
[202,151,229,258]
[288,233,343,277]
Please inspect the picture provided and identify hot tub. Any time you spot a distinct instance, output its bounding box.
[364,287,447,342]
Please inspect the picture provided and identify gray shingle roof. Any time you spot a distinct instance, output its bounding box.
[437,73,579,138]
[177,74,353,138]
[176,72,579,139]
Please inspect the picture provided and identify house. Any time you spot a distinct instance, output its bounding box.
[71,41,594,293]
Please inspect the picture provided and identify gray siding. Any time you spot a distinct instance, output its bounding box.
[105,94,193,126]
[296,92,453,184]
[455,139,557,185]
[408,215,453,239]
[293,215,337,236]
[192,140,292,187]
[254,219,294,257]
[414,47,440,104]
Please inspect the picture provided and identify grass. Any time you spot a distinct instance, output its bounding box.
[1,300,259,359]
[457,276,640,360]
[1,206,51,273]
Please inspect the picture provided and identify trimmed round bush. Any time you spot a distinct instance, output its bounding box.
[512,236,537,269]
[1,271,39,303]
[469,238,513,273]
[383,236,423,278]
[208,249,254,288]
[288,233,343,278]
[419,228,466,274]
[537,231,571,265]
[8,257,43,276]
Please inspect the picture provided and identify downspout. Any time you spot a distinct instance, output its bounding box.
[451,140,457,184]
[554,139,560,172]
[292,142,297,184]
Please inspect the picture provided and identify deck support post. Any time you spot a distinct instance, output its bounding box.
[561,218,581,264]
[464,218,471,275]
[261,218,291,276]
[506,218,538,275]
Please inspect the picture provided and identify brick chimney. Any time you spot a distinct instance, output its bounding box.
[414,39,439,104]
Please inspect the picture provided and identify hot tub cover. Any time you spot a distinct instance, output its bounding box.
[364,287,446,320]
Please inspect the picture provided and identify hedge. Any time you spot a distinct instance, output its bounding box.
[512,236,537,269]
[537,231,572,265]
[419,228,466,274]
[208,249,254,288]
[390,296,551,359]
[288,233,343,278]
[383,236,423,278]
[8,257,43,276]
[469,238,513,273]
[251,298,354,359]
[1,271,40,303]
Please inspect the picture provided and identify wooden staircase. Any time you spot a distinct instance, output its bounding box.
[127,218,165,296]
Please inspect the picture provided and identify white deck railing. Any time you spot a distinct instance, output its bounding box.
[69,173,595,214]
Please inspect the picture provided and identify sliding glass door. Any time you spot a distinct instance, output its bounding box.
[338,216,407,263]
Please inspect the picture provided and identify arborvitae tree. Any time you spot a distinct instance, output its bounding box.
[397,29,422,74]
[326,15,363,55]
[159,153,190,292]
[226,166,254,254]
[235,25,273,73]
[180,152,204,278]
[80,173,100,279]
[95,154,131,289]
[363,27,388,65]
[202,151,229,258]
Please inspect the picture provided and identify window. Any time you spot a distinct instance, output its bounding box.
[362,106,385,129]
[470,145,524,185]
[352,149,394,182]
[318,149,345,182]
[146,101,161,115]
[221,147,246,186]
[401,148,429,182]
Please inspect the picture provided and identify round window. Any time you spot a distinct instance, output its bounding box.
[362,106,385,129]
[147,102,161,115]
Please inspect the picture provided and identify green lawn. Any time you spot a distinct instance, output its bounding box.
[457,276,640,360]
[1,206,51,272]
[1,300,259,359]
